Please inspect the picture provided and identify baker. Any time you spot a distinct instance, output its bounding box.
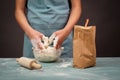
[15,0,81,58]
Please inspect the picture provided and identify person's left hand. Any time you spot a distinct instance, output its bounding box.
[52,29,70,49]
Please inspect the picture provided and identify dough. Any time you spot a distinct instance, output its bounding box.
[33,46,63,62]
[32,35,64,62]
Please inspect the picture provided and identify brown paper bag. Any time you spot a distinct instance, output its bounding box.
[73,19,96,69]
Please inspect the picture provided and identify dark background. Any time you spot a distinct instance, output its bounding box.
[0,0,120,58]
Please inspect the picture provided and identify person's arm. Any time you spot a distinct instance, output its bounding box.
[15,0,44,49]
[64,0,81,33]
[53,0,82,49]
[15,0,32,37]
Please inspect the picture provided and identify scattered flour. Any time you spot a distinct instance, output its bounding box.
[54,73,70,76]
[58,62,71,68]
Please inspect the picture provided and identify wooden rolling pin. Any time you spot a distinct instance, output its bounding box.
[16,57,42,69]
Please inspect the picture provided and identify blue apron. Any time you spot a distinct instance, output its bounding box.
[23,0,73,58]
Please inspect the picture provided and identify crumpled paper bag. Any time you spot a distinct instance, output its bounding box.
[73,19,96,68]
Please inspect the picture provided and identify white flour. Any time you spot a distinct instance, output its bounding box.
[58,62,71,68]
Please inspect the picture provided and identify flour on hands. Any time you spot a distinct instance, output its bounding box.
[31,34,64,62]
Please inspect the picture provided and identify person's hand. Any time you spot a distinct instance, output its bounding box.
[27,29,44,49]
[52,29,70,49]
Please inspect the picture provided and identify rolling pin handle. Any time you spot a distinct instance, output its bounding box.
[31,62,42,69]
[16,58,19,62]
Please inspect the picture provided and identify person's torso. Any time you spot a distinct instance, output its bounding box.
[27,0,70,28]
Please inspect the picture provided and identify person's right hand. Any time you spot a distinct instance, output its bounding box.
[27,29,44,49]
